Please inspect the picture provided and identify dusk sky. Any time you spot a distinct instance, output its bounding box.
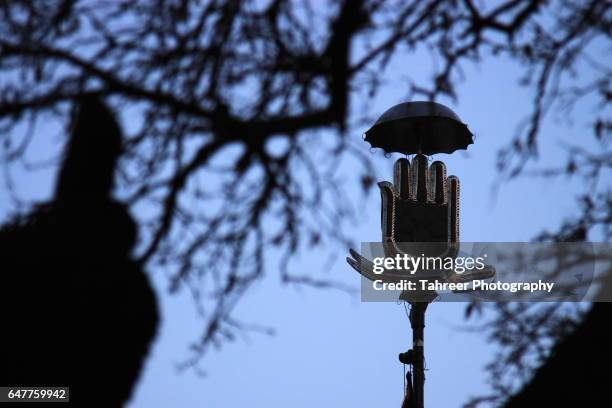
[0,23,604,408]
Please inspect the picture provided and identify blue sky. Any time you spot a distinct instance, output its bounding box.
[0,32,603,408]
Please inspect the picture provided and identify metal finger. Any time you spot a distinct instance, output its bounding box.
[347,249,378,281]
[429,161,447,204]
[411,154,429,202]
[378,181,395,240]
[349,248,375,270]
[347,256,399,282]
[346,256,367,276]
[448,175,460,243]
[394,158,411,199]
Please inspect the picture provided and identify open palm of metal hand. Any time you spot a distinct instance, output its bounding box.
[347,154,461,282]
[380,155,459,247]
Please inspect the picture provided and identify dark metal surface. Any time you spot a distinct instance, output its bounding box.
[410,302,428,408]
[365,101,473,155]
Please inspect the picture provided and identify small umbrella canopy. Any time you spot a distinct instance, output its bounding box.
[365,101,473,155]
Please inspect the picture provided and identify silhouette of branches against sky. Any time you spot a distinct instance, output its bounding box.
[0,0,610,381]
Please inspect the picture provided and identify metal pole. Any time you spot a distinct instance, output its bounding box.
[410,302,428,408]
